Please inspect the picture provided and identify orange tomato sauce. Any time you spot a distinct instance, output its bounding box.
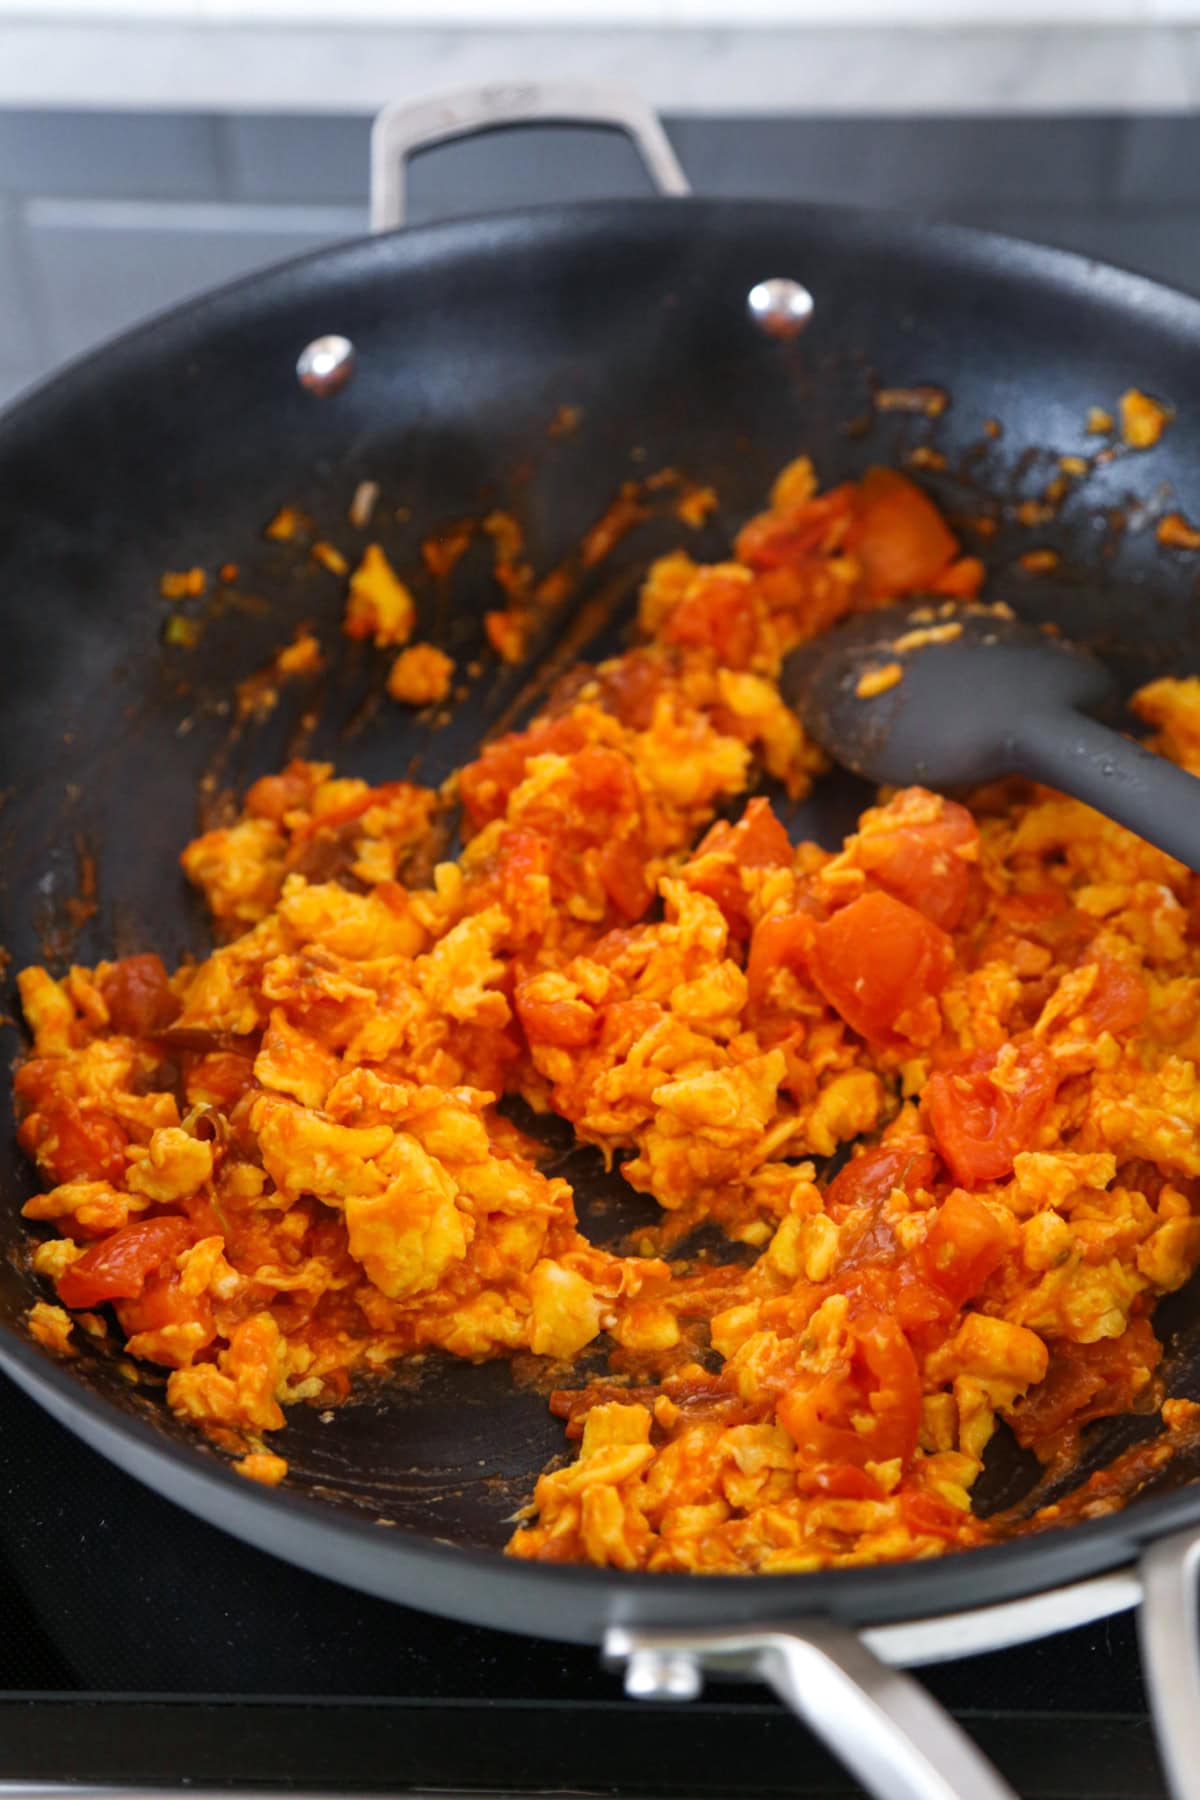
[16,456,1200,1573]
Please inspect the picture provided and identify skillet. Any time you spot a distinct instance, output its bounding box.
[4,82,1200,1799]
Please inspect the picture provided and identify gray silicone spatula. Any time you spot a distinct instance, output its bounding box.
[780,602,1200,870]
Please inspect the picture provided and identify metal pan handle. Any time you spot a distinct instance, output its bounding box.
[370,82,691,231]
[1139,1526,1200,1800]
[606,1623,1018,1800]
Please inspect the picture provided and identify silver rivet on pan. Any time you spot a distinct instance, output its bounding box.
[297,334,355,395]
[623,1649,704,1701]
[747,277,815,340]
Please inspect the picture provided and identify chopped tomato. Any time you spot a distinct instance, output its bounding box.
[662,570,758,668]
[824,1139,939,1220]
[922,1044,1058,1185]
[100,953,179,1037]
[917,1189,1009,1306]
[852,791,979,930]
[459,716,588,828]
[1009,1318,1161,1452]
[811,1463,885,1500]
[18,1103,127,1185]
[114,1267,214,1362]
[597,835,653,920]
[57,1216,194,1309]
[809,889,954,1046]
[689,798,793,933]
[244,760,318,821]
[777,1304,921,1468]
[1083,958,1147,1036]
[846,467,959,598]
[929,556,986,599]
[735,486,855,571]
[515,986,597,1048]
[900,1490,970,1539]
[746,908,820,1008]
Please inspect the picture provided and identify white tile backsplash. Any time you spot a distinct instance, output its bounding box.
[0,18,1198,114]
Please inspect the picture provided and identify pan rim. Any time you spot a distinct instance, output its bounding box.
[5,190,1200,1648]
[3,1319,1197,1647]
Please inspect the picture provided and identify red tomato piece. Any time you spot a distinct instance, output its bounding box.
[57,1216,194,1309]
[100,953,180,1037]
[811,1464,885,1500]
[690,798,795,931]
[778,1304,921,1468]
[18,1104,127,1185]
[662,570,759,668]
[746,908,819,1008]
[917,1189,1009,1307]
[922,1044,1058,1186]
[1009,1318,1161,1452]
[1082,958,1147,1036]
[852,792,979,930]
[900,1490,971,1539]
[515,985,597,1049]
[824,1139,939,1220]
[734,486,855,571]
[809,889,954,1046]
[846,467,959,598]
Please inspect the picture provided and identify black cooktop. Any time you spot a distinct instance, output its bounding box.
[0,1372,1162,1798]
[2,108,1192,1800]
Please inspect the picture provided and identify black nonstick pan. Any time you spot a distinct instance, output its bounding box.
[5,82,1200,1800]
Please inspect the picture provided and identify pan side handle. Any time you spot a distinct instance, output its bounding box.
[1139,1527,1200,1800]
[605,1623,1018,1800]
[370,82,691,231]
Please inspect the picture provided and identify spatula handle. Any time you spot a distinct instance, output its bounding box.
[1015,710,1200,871]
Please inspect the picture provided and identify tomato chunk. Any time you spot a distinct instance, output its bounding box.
[18,1103,127,1185]
[809,889,954,1046]
[746,909,819,1008]
[57,1216,194,1309]
[778,1305,921,1468]
[846,467,959,598]
[1082,958,1147,1036]
[922,1045,1058,1186]
[662,569,758,668]
[1009,1318,1161,1453]
[918,1189,1010,1306]
[851,790,979,931]
[824,1139,938,1220]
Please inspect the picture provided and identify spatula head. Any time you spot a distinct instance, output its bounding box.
[781,602,1117,788]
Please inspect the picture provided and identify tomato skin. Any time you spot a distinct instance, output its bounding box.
[917,1189,1010,1306]
[922,1045,1058,1186]
[18,1104,127,1185]
[57,1216,194,1309]
[846,467,958,597]
[824,1140,938,1221]
[852,793,979,931]
[777,1305,921,1468]
[1010,1317,1160,1452]
[809,889,954,1046]
[100,953,179,1037]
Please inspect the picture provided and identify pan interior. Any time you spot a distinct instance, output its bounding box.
[6,202,1200,1561]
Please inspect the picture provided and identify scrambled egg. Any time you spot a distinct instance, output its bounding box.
[16,460,1200,1575]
